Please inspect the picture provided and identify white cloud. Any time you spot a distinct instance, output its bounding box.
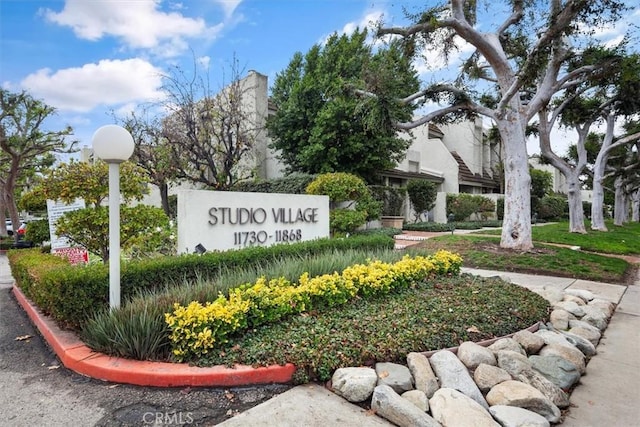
[215,0,242,18]
[320,10,384,45]
[412,36,475,81]
[42,0,222,55]
[341,11,384,36]
[20,58,166,113]
[197,55,211,68]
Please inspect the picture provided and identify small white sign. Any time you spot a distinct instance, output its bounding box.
[46,198,88,264]
[177,190,330,254]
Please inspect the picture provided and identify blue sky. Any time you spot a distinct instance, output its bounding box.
[1,0,401,156]
[1,0,637,159]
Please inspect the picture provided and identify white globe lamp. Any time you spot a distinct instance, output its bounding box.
[91,124,135,309]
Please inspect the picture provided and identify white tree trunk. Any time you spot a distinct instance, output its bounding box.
[497,113,533,250]
[538,111,587,234]
[613,176,627,226]
[632,189,640,222]
[566,176,586,233]
[591,171,607,231]
[590,116,616,231]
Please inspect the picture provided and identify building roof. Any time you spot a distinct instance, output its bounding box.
[428,123,444,138]
[381,168,445,183]
[450,152,500,189]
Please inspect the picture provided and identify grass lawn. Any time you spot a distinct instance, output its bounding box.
[471,221,640,255]
[414,235,633,284]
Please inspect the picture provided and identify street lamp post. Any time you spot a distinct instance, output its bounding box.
[91,125,134,309]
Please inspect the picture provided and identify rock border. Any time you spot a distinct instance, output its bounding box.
[329,286,614,426]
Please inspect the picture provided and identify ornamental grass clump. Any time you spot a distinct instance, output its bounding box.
[166,250,462,362]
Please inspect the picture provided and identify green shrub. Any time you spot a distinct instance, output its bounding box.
[406,180,437,222]
[403,220,502,232]
[353,227,404,238]
[538,194,567,220]
[370,186,407,216]
[25,219,50,246]
[81,300,171,360]
[447,194,496,221]
[403,222,453,232]
[330,209,368,235]
[8,235,394,329]
[306,173,381,234]
[1,237,14,250]
[306,172,369,204]
[497,197,504,220]
[582,201,592,219]
[232,174,316,194]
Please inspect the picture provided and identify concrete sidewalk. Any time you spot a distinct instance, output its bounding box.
[218,269,640,426]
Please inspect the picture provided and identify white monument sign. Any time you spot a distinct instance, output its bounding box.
[46,198,89,264]
[177,190,330,254]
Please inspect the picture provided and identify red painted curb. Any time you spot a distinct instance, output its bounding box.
[12,285,296,387]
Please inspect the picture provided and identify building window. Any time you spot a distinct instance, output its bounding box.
[408,160,419,173]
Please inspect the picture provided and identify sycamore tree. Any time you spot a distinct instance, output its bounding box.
[539,97,598,233]
[539,50,640,232]
[368,0,630,250]
[537,48,621,233]
[39,160,170,262]
[603,123,640,226]
[0,89,75,241]
[268,28,419,183]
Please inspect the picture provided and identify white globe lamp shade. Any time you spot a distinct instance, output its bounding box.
[92,124,135,163]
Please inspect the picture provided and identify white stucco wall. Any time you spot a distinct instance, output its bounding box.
[397,126,459,193]
[438,118,485,176]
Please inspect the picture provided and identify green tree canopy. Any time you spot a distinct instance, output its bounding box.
[406,179,437,223]
[41,160,149,207]
[267,29,420,183]
[0,89,75,240]
[39,159,165,262]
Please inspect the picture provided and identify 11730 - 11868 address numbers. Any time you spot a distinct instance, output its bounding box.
[233,229,302,246]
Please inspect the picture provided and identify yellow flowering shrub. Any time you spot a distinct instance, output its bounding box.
[233,276,310,326]
[431,250,463,275]
[166,250,462,361]
[342,260,396,296]
[164,293,250,362]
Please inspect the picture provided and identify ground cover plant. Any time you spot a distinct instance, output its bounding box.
[417,235,631,284]
[197,274,549,383]
[80,242,551,384]
[164,251,462,362]
[471,221,640,254]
